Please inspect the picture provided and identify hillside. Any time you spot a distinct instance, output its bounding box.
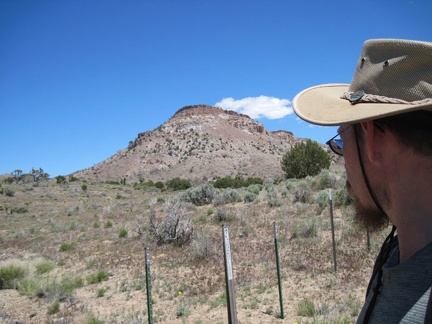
[73,105,299,183]
[0,170,388,323]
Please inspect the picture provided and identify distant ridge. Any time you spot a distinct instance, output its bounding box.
[73,105,300,183]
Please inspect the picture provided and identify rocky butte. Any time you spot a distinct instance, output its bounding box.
[73,105,300,183]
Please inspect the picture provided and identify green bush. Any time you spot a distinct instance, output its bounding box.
[213,175,263,189]
[4,177,15,184]
[59,242,77,252]
[0,265,26,289]
[10,206,28,213]
[118,227,128,238]
[166,178,192,191]
[68,175,79,182]
[333,188,352,207]
[60,276,84,294]
[55,175,67,184]
[35,261,55,274]
[97,287,106,297]
[87,270,109,284]
[4,187,15,197]
[155,181,165,189]
[244,192,257,203]
[281,140,331,179]
[247,184,262,195]
[47,300,60,314]
[297,298,316,317]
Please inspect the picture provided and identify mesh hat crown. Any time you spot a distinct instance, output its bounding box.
[293,39,432,126]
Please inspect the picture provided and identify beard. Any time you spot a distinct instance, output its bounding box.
[346,180,389,232]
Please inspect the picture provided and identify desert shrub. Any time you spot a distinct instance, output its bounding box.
[16,278,39,296]
[316,190,330,214]
[68,175,79,182]
[60,276,84,293]
[213,175,263,189]
[267,196,282,207]
[19,275,83,298]
[192,230,214,261]
[213,188,242,206]
[155,181,164,189]
[35,260,55,274]
[0,264,26,289]
[293,186,312,204]
[312,169,337,190]
[84,315,103,324]
[166,178,191,191]
[148,199,195,246]
[87,270,109,284]
[244,192,257,203]
[133,180,161,190]
[294,202,306,215]
[265,183,275,193]
[244,177,264,186]
[55,175,67,184]
[180,183,218,206]
[281,140,331,179]
[285,179,297,191]
[177,299,191,318]
[3,187,15,197]
[47,300,60,314]
[333,188,353,207]
[118,227,128,238]
[213,177,235,189]
[247,184,262,195]
[10,206,28,213]
[59,241,77,252]
[3,177,15,184]
[297,298,316,317]
[213,208,228,222]
[97,287,106,297]
[291,219,317,239]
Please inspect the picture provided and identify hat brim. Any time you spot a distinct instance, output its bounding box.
[293,83,432,126]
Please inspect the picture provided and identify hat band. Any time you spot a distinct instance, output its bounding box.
[341,91,432,106]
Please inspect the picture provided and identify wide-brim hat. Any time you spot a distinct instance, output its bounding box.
[293,39,432,126]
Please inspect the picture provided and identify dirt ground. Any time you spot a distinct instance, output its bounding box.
[0,179,386,323]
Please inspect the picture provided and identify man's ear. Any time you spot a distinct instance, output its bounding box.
[359,121,383,164]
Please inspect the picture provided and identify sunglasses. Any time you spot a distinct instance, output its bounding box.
[326,123,385,156]
[325,126,352,156]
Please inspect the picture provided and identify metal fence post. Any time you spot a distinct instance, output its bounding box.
[329,190,337,272]
[145,247,153,324]
[273,222,284,319]
[222,225,238,324]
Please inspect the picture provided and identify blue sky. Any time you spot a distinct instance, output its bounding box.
[1,0,431,177]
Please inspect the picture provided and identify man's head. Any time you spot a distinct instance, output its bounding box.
[292,39,432,231]
[293,39,432,126]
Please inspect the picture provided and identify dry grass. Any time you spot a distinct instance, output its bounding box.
[0,171,389,323]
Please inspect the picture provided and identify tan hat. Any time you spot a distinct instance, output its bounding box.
[293,39,432,126]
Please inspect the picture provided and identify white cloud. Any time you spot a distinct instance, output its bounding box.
[215,96,293,120]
